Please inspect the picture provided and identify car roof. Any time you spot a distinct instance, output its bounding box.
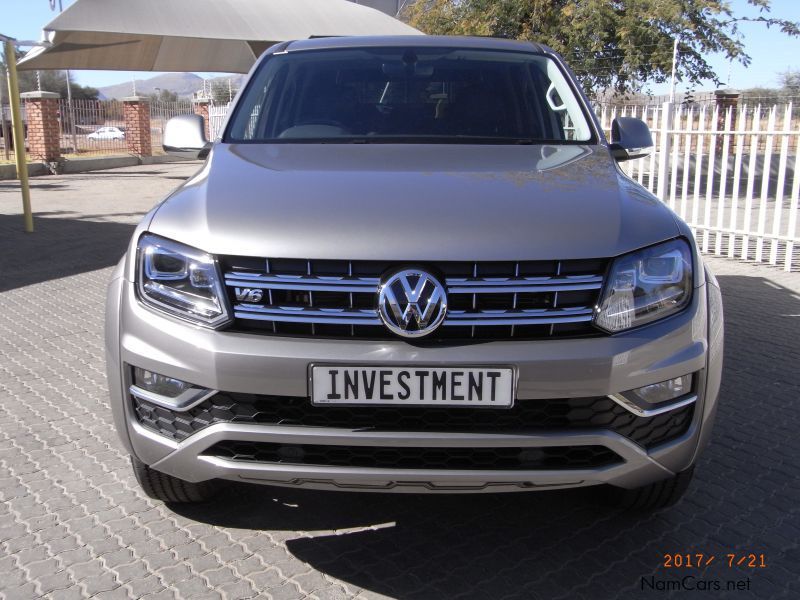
[284,35,549,55]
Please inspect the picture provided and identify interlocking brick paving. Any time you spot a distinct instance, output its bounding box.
[1,164,798,599]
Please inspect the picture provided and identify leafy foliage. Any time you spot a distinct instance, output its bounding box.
[207,79,239,105]
[148,88,179,103]
[402,0,800,95]
[2,50,99,100]
[738,68,800,104]
[778,68,800,93]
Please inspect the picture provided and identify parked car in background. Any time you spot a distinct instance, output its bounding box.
[106,36,724,510]
[88,126,125,140]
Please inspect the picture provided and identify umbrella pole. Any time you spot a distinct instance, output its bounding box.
[4,39,33,233]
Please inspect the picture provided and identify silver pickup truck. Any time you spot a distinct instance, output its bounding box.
[105,35,723,510]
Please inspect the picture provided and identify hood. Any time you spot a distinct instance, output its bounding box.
[149,143,679,261]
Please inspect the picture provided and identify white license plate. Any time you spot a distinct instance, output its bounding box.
[311,366,514,407]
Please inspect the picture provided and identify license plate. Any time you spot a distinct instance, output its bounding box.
[311,366,514,407]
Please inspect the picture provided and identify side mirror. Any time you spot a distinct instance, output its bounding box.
[609,117,653,161]
[163,114,211,159]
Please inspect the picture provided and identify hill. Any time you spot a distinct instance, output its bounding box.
[97,73,204,99]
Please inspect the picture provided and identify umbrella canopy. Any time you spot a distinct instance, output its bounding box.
[18,0,421,73]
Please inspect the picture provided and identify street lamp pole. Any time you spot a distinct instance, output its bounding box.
[65,68,77,152]
[669,36,679,103]
[52,0,78,153]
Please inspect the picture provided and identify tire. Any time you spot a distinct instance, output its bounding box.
[130,456,218,503]
[602,466,695,511]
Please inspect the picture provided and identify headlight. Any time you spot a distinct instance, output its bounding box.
[594,238,693,332]
[136,234,230,327]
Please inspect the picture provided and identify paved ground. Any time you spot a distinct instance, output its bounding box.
[1,164,799,600]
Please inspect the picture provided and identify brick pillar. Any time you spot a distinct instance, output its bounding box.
[193,98,211,141]
[21,91,62,163]
[122,96,152,157]
[714,89,740,129]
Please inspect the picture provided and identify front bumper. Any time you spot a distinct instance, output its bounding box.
[106,274,722,493]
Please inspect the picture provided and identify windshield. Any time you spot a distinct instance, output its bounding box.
[225,47,594,144]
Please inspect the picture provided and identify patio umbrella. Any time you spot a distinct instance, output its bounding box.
[18,0,421,73]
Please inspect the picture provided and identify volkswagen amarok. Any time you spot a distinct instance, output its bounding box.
[105,36,723,509]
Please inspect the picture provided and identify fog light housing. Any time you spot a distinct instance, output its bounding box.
[130,367,216,411]
[626,374,693,405]
[133,367,191,398]
[609,374,696,417]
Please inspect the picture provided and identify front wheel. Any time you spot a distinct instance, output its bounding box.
[601,466,695,510]
[130,456,218,503]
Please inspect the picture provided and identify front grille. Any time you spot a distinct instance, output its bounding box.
[202,441,621,471]
[132,393,693,449]
[221,257,608,341]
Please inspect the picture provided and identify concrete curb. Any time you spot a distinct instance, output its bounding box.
[0,162,50,179]
[0,154,192,180]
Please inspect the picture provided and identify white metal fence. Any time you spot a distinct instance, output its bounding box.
[200,100,800,271]
[209,102,231,140]
[12,95,796,271]
[1,104,26,159]
[55,99,194,156]
[150,100,194,149]
[59,98,125,155]
[599,102,799,271]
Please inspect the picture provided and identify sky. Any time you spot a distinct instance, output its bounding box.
[1,0,799,93]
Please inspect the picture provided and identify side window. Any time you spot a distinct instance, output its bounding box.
[242,102,262,140]
[243,87,268,140]
[231,61,287,140]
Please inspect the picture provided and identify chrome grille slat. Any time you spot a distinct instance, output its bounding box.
[225,273,601,294]
[223,258,607,340]
[551,261,562,336]
[234,305,382,325]
[511,262,519,337]
[307,260,315,336]
[265,259,276,334]
[443,314,593,326]
[348,261,355,337]
[447,307,593,317]
[233,305,594,326]
[445,275,602,285]
[446,306,593,326]
[470,262,477,339]
[225,274,379,293]
[446,280,602,293]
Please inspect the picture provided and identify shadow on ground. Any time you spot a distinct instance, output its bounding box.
[0,181,795,596]
[0,182,70,191]
[73,170,171,178]
[0,214,136,291]
[171,274,799,598]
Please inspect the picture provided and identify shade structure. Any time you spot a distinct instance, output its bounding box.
[18,0,422,73]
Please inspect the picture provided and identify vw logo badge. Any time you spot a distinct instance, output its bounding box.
[377,269,448,338]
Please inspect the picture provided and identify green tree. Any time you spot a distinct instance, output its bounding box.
[1,51,99,99]
[149,89,179,103]
[208,79,238,105]
[402,0,799,95]
[778,68,800,93]
[739,69,800,105]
